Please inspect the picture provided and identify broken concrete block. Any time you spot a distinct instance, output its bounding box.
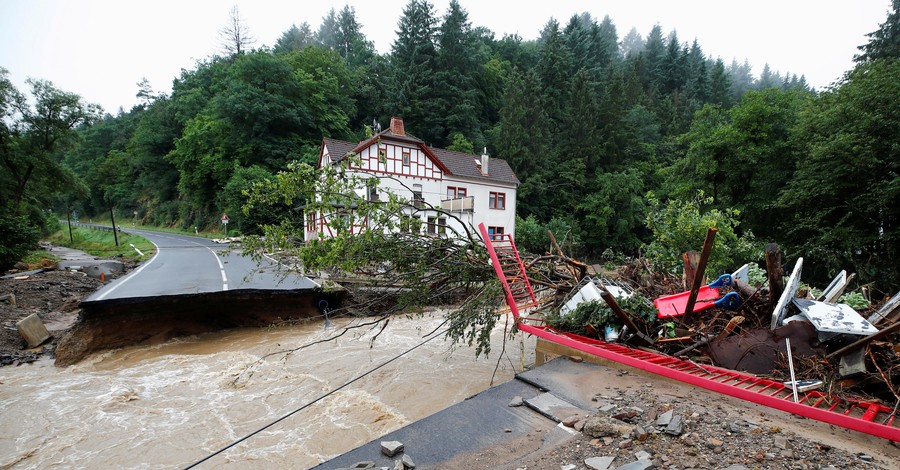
[380,441,404,457]
[400,453,415,469]
[584,456,615,470]
[656,409,673,427]
[839,348,867,378]
[17,313,50,348]
[774,434,791,449]
[664,415,684,436]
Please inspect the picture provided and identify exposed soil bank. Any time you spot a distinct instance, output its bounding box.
[0,270,103,366]
[55,289,329,366]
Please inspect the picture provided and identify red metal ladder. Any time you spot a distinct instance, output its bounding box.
[477,223,900,442]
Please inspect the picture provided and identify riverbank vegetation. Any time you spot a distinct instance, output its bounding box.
[1,1,897,292]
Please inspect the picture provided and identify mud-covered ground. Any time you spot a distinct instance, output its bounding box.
[0,269,103,365]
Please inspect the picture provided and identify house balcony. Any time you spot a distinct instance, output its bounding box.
[441,196,474,213]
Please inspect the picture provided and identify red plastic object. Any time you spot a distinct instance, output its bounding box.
[654,286,721,318]
[477,223,900,442]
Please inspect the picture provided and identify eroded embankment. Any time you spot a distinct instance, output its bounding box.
[56,289,335,366]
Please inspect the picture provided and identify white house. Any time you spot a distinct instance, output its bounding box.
[307,117,519,242]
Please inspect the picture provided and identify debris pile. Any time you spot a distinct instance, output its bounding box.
[526,229,900,407]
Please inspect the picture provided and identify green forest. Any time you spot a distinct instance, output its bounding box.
[1,0,898,291]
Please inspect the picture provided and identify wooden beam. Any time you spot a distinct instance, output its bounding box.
[765,243,784,310]
[683,228,717,322]
[826,319,900,359]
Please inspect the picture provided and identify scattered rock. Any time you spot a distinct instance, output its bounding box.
[612,410,639,422]
[598,404,617,413]
[584,456,615,470]
[562,415,581,427]
[400,453,415,469]
[618,439,634,449]
[613,460,653,470]
[774,434,791,449]
[561,465,577,470]
[656,410,673,427]
[381,441,404,457]
[568,355,583,363]
[859,454,873,462]
[706,437,723,448]
[509,396,524,407]
[664,415,683,436]
[349,462,375,469]
[634,450,652,461]
[633,425,649,441]
[583,414,635,438]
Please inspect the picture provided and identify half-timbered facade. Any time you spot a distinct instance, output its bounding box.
[307,117,519,241]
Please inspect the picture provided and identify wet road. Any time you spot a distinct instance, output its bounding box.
[86,228,317,302]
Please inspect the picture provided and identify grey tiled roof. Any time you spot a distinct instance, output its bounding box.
[321,137,519,185]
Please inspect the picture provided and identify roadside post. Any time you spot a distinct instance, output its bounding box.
[221,213,229,237]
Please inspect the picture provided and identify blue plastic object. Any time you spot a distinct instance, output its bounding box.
[708,274,733,289]
[714,291,740,310]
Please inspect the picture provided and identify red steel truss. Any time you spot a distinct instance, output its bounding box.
[478,223,899,441]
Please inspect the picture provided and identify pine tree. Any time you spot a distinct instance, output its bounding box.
[433,0,480,146]
[709,58,732,107]
[620,27,644,57]
[855,0,900,62]
[317,8,340,50]
[390,0,439,142]
[274,23,315,53]
[642,24,666,91]
[536,19,573,129]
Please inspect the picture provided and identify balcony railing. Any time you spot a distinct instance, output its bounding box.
[440,196,474,212]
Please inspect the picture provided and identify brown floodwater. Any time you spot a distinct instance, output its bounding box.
[0,312,533,469]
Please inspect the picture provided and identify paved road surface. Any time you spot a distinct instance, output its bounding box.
[86,228,317,302]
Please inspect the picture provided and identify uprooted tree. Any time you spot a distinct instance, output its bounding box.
[241,156,509,357]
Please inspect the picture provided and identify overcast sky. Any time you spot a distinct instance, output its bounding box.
[1,0,892,113]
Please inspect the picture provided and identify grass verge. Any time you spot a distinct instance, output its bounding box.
[79,216,225,239]
[21,250,61,270]
[48,227,156,263]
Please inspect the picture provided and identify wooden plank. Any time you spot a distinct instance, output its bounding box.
[683,228,717,322]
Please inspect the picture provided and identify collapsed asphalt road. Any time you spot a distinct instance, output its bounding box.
[55,227,327,366]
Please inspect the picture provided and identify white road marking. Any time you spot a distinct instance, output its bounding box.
[95,237,160,300]
[207,247,228,291]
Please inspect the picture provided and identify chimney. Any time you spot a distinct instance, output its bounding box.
[480,147,489,175]
[389,117,405,136]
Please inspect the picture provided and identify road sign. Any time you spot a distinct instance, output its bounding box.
[221,213,229,224]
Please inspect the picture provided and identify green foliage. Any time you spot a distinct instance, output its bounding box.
[644,191,761,275]
[545,294,656,335]
[747,263,768,286]
[514,215,549,255]
[446,132,474,154]
[241,159,503,355]
[838,291,871,310]
[0,212,40,272]
[779,59,900,290]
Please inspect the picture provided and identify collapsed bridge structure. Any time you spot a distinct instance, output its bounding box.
[477,223,900,442]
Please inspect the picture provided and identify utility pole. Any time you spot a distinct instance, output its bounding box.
[109,207,119,247]
[66,208,74,242]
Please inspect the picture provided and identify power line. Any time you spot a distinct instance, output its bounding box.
[183,326,449,469]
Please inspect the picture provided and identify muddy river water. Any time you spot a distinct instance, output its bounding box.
[1,313,533,469]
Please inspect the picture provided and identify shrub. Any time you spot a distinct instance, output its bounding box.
[0,212,40,272]
[644,191,761,276]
